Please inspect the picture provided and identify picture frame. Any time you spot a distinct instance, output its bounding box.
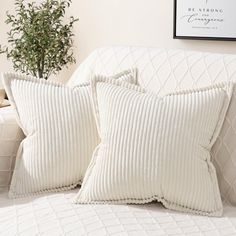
[173,0,236,41]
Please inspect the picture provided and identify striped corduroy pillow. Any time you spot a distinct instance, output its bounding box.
[2,69,137,198]
[74,76,233,216]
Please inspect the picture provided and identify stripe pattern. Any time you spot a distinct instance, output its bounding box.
[3,70,136,198]
[75,77,233,216]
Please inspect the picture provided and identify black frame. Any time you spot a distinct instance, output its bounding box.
[173,0,236,41]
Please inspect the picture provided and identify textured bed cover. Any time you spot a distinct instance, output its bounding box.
[0,190,236,236]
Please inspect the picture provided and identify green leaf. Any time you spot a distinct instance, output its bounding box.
[0,0,78,79]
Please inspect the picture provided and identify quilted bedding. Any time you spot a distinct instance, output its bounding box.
[0,190,236,236]
[2,47,236,235]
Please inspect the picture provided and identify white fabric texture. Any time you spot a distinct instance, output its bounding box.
[2,46,235,204]
[68,46,236,205]
[2,70,136,198]
[1,189,236,236]
[0,106,24,192]
[75,77,233,216]
[212,85,236,205]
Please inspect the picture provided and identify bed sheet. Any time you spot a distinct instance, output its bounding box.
[1,190,236,236]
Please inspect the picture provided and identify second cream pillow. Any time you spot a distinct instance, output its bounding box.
[74,77,232,216]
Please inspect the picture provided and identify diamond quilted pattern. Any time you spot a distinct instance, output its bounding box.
[0,106,25,192]
[212,89,236,205]
[68,47,236,94]
[3,46,236,206]
[0,190,236,236]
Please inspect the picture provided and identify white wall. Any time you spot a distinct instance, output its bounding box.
[1,0,236,83]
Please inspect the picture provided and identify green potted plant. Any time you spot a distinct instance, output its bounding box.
[0,0,78,80]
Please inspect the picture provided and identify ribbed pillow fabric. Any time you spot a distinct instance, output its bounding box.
[74,77,233,216]
[2,69,137,198]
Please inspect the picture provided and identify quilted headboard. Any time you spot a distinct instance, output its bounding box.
[68,46,236,95]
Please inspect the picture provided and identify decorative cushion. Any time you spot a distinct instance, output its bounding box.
[67,46,236,205]
[74,77,233,216]
[2,69,136,198]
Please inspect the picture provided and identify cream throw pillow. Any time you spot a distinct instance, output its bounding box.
[74,77,233,216]
[2,69,136,198]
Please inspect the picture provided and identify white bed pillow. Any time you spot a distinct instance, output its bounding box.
[74,77,233,216]
[2,69,136,198]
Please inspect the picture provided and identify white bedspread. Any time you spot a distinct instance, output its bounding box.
[0,190,236,236]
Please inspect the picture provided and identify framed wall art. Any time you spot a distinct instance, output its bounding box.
[174,0,236,41]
